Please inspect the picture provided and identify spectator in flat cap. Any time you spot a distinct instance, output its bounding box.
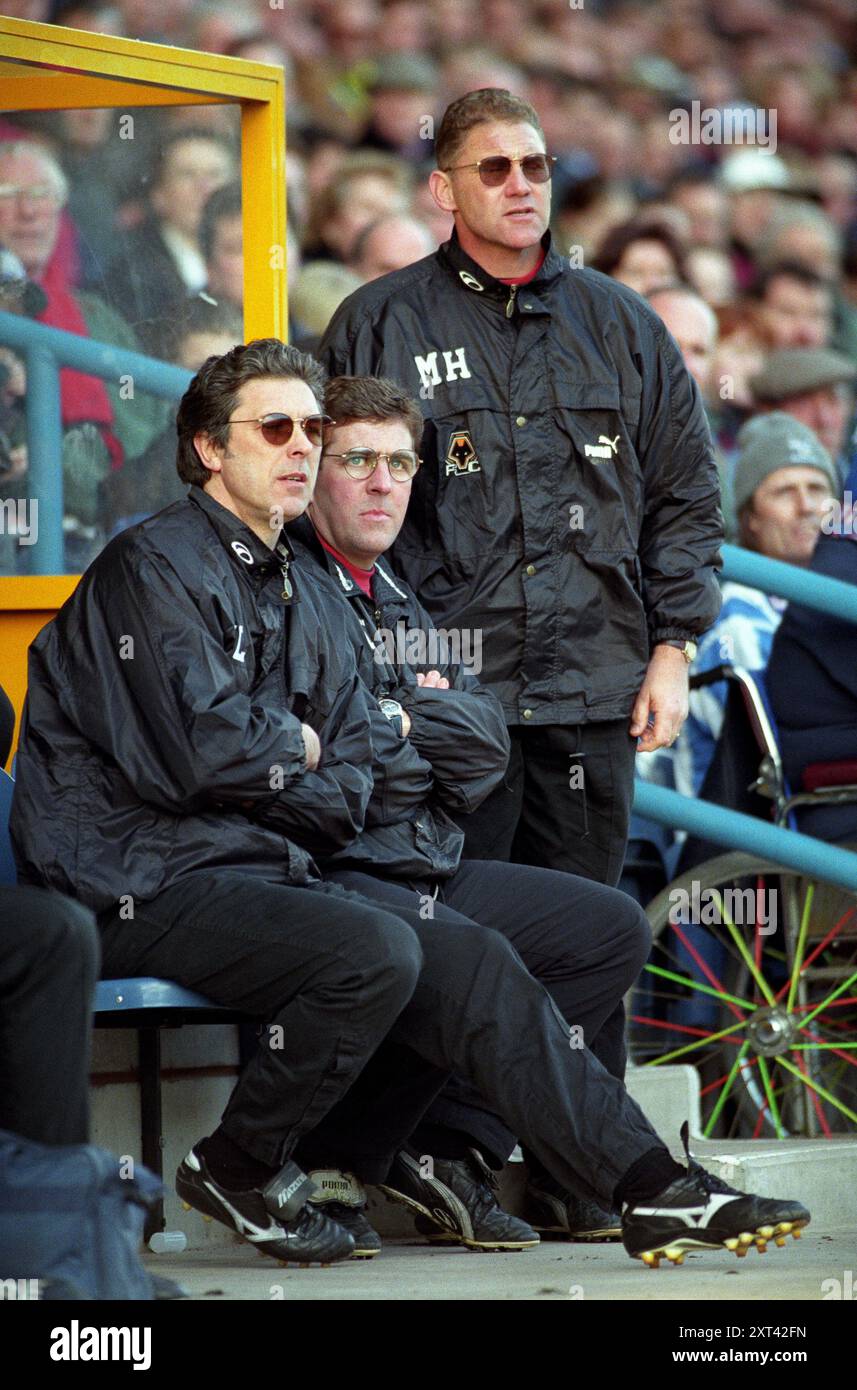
[635,413,838,868]
[750,346,857,484]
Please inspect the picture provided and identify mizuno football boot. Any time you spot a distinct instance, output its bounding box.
[622,1124,810,1267]
[176,1146,354,1265]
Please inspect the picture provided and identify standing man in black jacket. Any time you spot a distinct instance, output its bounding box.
[319,88,723,897]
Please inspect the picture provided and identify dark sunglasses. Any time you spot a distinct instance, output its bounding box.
[323,448,422,481]
[443,153,556,187]
[229,413,333,446]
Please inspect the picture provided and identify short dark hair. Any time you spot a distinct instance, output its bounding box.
[160,294,244,363]
[590,217,688,281]
[435,89,545,171]
[323,376,424,451]
[752,260,833,299]
[148,128,236,200]
[199,181,242,263]
[176,339,327,486]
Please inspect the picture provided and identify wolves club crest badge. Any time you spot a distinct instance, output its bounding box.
[445,429,481,477]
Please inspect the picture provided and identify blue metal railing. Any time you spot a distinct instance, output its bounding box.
[0,309,190,572]
[720,542,857,626]
[634,783,857,892]
[2,308,857,888]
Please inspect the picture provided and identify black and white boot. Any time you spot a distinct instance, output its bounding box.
[379,1147,539,1252]
[524,1173,622,1241]
[176,1146,355,1265]
[621,1125,811,1268]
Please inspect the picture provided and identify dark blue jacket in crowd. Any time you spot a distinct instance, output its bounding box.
[766,530,857,842]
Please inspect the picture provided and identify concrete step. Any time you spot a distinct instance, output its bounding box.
[625,1062,702,1146]
[686,1137,857,1232]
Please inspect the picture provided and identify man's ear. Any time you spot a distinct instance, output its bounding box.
[193,431,221,475]
[744,501,759,541]
[429,168,457,215]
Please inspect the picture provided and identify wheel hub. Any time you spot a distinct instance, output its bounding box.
[746,1005,795,1057]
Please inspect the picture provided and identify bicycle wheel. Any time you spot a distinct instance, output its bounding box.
[629,848,857,1139]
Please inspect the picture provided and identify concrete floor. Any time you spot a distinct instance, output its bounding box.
[144,1226,857,1302]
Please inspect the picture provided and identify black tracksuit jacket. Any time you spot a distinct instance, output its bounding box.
[10,487,378,913]
[287,515,510,881]
[320,228,724,725]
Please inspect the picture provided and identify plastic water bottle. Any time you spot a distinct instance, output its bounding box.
[148,1230,188,1254]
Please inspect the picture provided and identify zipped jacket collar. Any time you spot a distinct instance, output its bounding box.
[437,226,565,308]
[287,513,410,611]
[188,484,296,594]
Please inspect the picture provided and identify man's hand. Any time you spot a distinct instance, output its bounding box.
[404,670,449,735]
[416,670,450,689]
[630,645,690,752]
[301,722,322,771]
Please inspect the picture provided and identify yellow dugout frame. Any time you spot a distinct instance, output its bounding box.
[0,16,288,754]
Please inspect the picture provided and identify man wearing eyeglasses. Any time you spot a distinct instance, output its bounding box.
[320,90,723,942]
[284,374,652,1247]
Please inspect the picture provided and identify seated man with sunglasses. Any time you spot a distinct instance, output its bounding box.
[286,374,654,1248]
[12,340,809,1273]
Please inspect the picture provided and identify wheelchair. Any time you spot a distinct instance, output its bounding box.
[628,665,857,1140]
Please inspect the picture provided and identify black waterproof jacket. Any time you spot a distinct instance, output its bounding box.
[10,487,378,914]
[320,229,723,725]
[288,515,510,881]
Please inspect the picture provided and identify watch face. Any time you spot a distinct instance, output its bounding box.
[378,698,403,720]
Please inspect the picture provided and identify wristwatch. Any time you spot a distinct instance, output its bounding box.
[378,696,405,738]
[662,639,698,664]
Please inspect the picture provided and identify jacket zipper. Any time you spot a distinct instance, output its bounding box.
[505,284,518,319]
[280,555,293,600]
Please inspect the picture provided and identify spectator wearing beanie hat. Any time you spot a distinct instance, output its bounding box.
[733,412,840,562]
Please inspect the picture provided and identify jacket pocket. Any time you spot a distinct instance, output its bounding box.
[568,543,649,703]
[555,384,643,553]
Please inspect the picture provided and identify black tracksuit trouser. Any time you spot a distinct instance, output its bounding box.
[0,886,99,1146]
[458,720,638,889]
[97,871,664,1209]
[459,719,638,1084]
[313,859,649,1170]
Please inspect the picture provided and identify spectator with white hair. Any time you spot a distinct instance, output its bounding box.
[0,140,169,567]
[348,213,435,281]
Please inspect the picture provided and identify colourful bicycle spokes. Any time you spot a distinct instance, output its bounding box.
[632,876,857,1139]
